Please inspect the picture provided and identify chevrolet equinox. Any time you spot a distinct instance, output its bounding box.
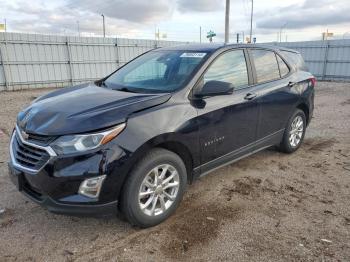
[9,44,315,227]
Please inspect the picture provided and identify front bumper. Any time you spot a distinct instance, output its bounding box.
[8,162,119,216]
[8,127,131,217]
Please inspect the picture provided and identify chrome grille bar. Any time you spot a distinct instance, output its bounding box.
[9,125,57,173]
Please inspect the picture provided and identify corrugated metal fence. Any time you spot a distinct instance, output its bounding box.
[272,39,350,81]
[0,32,185,91]
[1,33,350,91]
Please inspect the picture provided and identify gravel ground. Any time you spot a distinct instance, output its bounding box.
[0,81,350,261]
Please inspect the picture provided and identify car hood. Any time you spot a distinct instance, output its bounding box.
[17,83,171,136]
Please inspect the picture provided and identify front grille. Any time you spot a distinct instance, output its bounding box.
[11,129,52,171]
[27,133,56,145]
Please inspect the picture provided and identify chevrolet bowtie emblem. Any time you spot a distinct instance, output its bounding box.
[19,110,31,130]
[21,130,29,140]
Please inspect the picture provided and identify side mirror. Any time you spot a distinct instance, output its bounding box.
[194,80,234,98]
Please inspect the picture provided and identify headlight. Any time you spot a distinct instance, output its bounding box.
[51,123,126,154]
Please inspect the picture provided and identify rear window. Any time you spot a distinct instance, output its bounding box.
[280,51,308,71]
[204,49,249,89]
[251,49,280,83]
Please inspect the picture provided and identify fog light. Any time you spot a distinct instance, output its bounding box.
[78,175,106,198]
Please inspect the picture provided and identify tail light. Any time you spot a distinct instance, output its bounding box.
[309,77,316,87]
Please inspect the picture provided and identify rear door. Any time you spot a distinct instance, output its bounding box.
[248,48,299,144]
[195,49,259,172]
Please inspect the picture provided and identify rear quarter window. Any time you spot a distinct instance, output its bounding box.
[251,49,280,83]
[280,51,308,71]
[276,55,290,77]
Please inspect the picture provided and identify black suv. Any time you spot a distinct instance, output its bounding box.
[9,44,315,227]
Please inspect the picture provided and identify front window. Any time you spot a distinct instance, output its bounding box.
[104,50,207,93]
[203,49,249,90]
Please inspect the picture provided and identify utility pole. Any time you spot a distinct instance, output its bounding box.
[225,0,230,43]
[249,0,253,43]
[279,27,282,42]
[77,21,80,37]
[154,26,157,47]
[154,26,157,41]
[101,14,105,38]
[236,33,239,43]
[279,22,287,42]
[200,26,202,43]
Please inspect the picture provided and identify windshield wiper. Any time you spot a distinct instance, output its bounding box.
[100,80,108,88]
[113,87,139,93]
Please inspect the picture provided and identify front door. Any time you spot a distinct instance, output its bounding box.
[194,49,259,173]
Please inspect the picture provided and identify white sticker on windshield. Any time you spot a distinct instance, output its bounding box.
[180,52,207,58]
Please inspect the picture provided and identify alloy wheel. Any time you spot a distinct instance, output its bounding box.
[289,115,304,147]
[138,164,180,216]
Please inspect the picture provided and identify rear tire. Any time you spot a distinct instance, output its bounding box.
[120,148,187,228]
[279,109,306,153]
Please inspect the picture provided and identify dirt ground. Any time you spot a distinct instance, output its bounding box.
[0,81,349,261]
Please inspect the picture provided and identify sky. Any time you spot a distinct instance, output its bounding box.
[0,0,350,43]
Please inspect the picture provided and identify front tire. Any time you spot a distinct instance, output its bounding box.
[279,109,306,153]
[120,148,187,228]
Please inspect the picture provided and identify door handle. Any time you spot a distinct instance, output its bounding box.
[244,93,257,100]
[288,81,296,87]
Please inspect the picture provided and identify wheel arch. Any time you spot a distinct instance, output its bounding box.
[296,102,310,125]
[156,140,194,183]
[117,134,195,201]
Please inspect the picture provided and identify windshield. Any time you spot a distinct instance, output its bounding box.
[103,50,207,93]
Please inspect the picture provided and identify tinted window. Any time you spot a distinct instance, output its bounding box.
[276,55,289,77]
[105,51,207,93]
[280,51,308,71]
[251,50,280,83]
[204,50,248,89]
